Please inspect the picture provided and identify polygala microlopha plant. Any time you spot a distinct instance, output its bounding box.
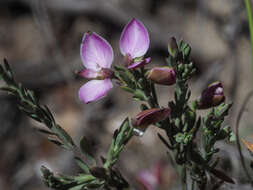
[0,18,236,190]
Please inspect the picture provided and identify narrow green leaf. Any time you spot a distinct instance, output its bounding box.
[48,137,63,146]
[74,157,90,173]
[80,136,96,166]
[52,124,74,149]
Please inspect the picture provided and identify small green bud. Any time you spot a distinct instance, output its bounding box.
[168,37,178,57]
[183,45,191,58]
[177,63,184,72]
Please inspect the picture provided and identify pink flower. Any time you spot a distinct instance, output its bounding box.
[78,32,114,104]
[120,18,151,69]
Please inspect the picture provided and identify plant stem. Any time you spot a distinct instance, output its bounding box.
[191,180,195,190]
[244,0,253,79]
[150,82,159,107]
[236,91,253,185]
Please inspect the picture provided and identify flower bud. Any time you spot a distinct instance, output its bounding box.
[196,81,225,109]
[132,108,170,132]
[168,37,178,57]
[147,67,176,85]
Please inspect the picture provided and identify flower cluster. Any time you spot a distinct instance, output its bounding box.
[78,18,175,104]
[78,18,227,133]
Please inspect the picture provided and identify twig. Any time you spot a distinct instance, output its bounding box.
[235,91,253,185]
[245,0,253,80]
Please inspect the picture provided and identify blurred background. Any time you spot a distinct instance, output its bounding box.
[0,0,253,189]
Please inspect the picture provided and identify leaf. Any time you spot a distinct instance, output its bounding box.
[104,118,132,169]
[0,87,17,95]
[116,118,131,146]
[36,127,55,135]
[120,86,134,93]
[133,89,147,101]
[80,136,96,166]
[48,137,63,146]
[157,133,173,150]
[74,174,96,184]
[74,157,90,173]
[43,105,55,123]
[68,184,85,190]
[52,124,74,149]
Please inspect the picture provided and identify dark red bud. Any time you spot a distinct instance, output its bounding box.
[134,108,171,129]
[196,81,225,109]
[147,67,176,85]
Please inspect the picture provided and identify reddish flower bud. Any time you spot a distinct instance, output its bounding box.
[147,67,176,85]
[168,37,178,57]
[196,81,225,109]
[132,108,170,132]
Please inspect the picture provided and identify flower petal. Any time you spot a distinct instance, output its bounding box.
[79,79,113,104]
[81,32,114,70]
[120,18,150,58]
[128,57,151,69]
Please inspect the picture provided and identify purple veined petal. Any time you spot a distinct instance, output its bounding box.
[81,32,114,70]
[78,69,98,79]
[78,79,113,104]
[120,18,150,58]
[128,57,151,69]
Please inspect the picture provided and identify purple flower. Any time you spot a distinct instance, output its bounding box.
[78,32,114,104]
[120,18,151,69]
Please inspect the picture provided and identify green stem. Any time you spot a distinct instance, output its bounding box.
[150,82,159,107]
[191,180,195,190]
[181,165,187,190]
[245,0,253,78]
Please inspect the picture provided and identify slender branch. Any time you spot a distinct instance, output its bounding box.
[235,90,253,185]
[245,0,253,81]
